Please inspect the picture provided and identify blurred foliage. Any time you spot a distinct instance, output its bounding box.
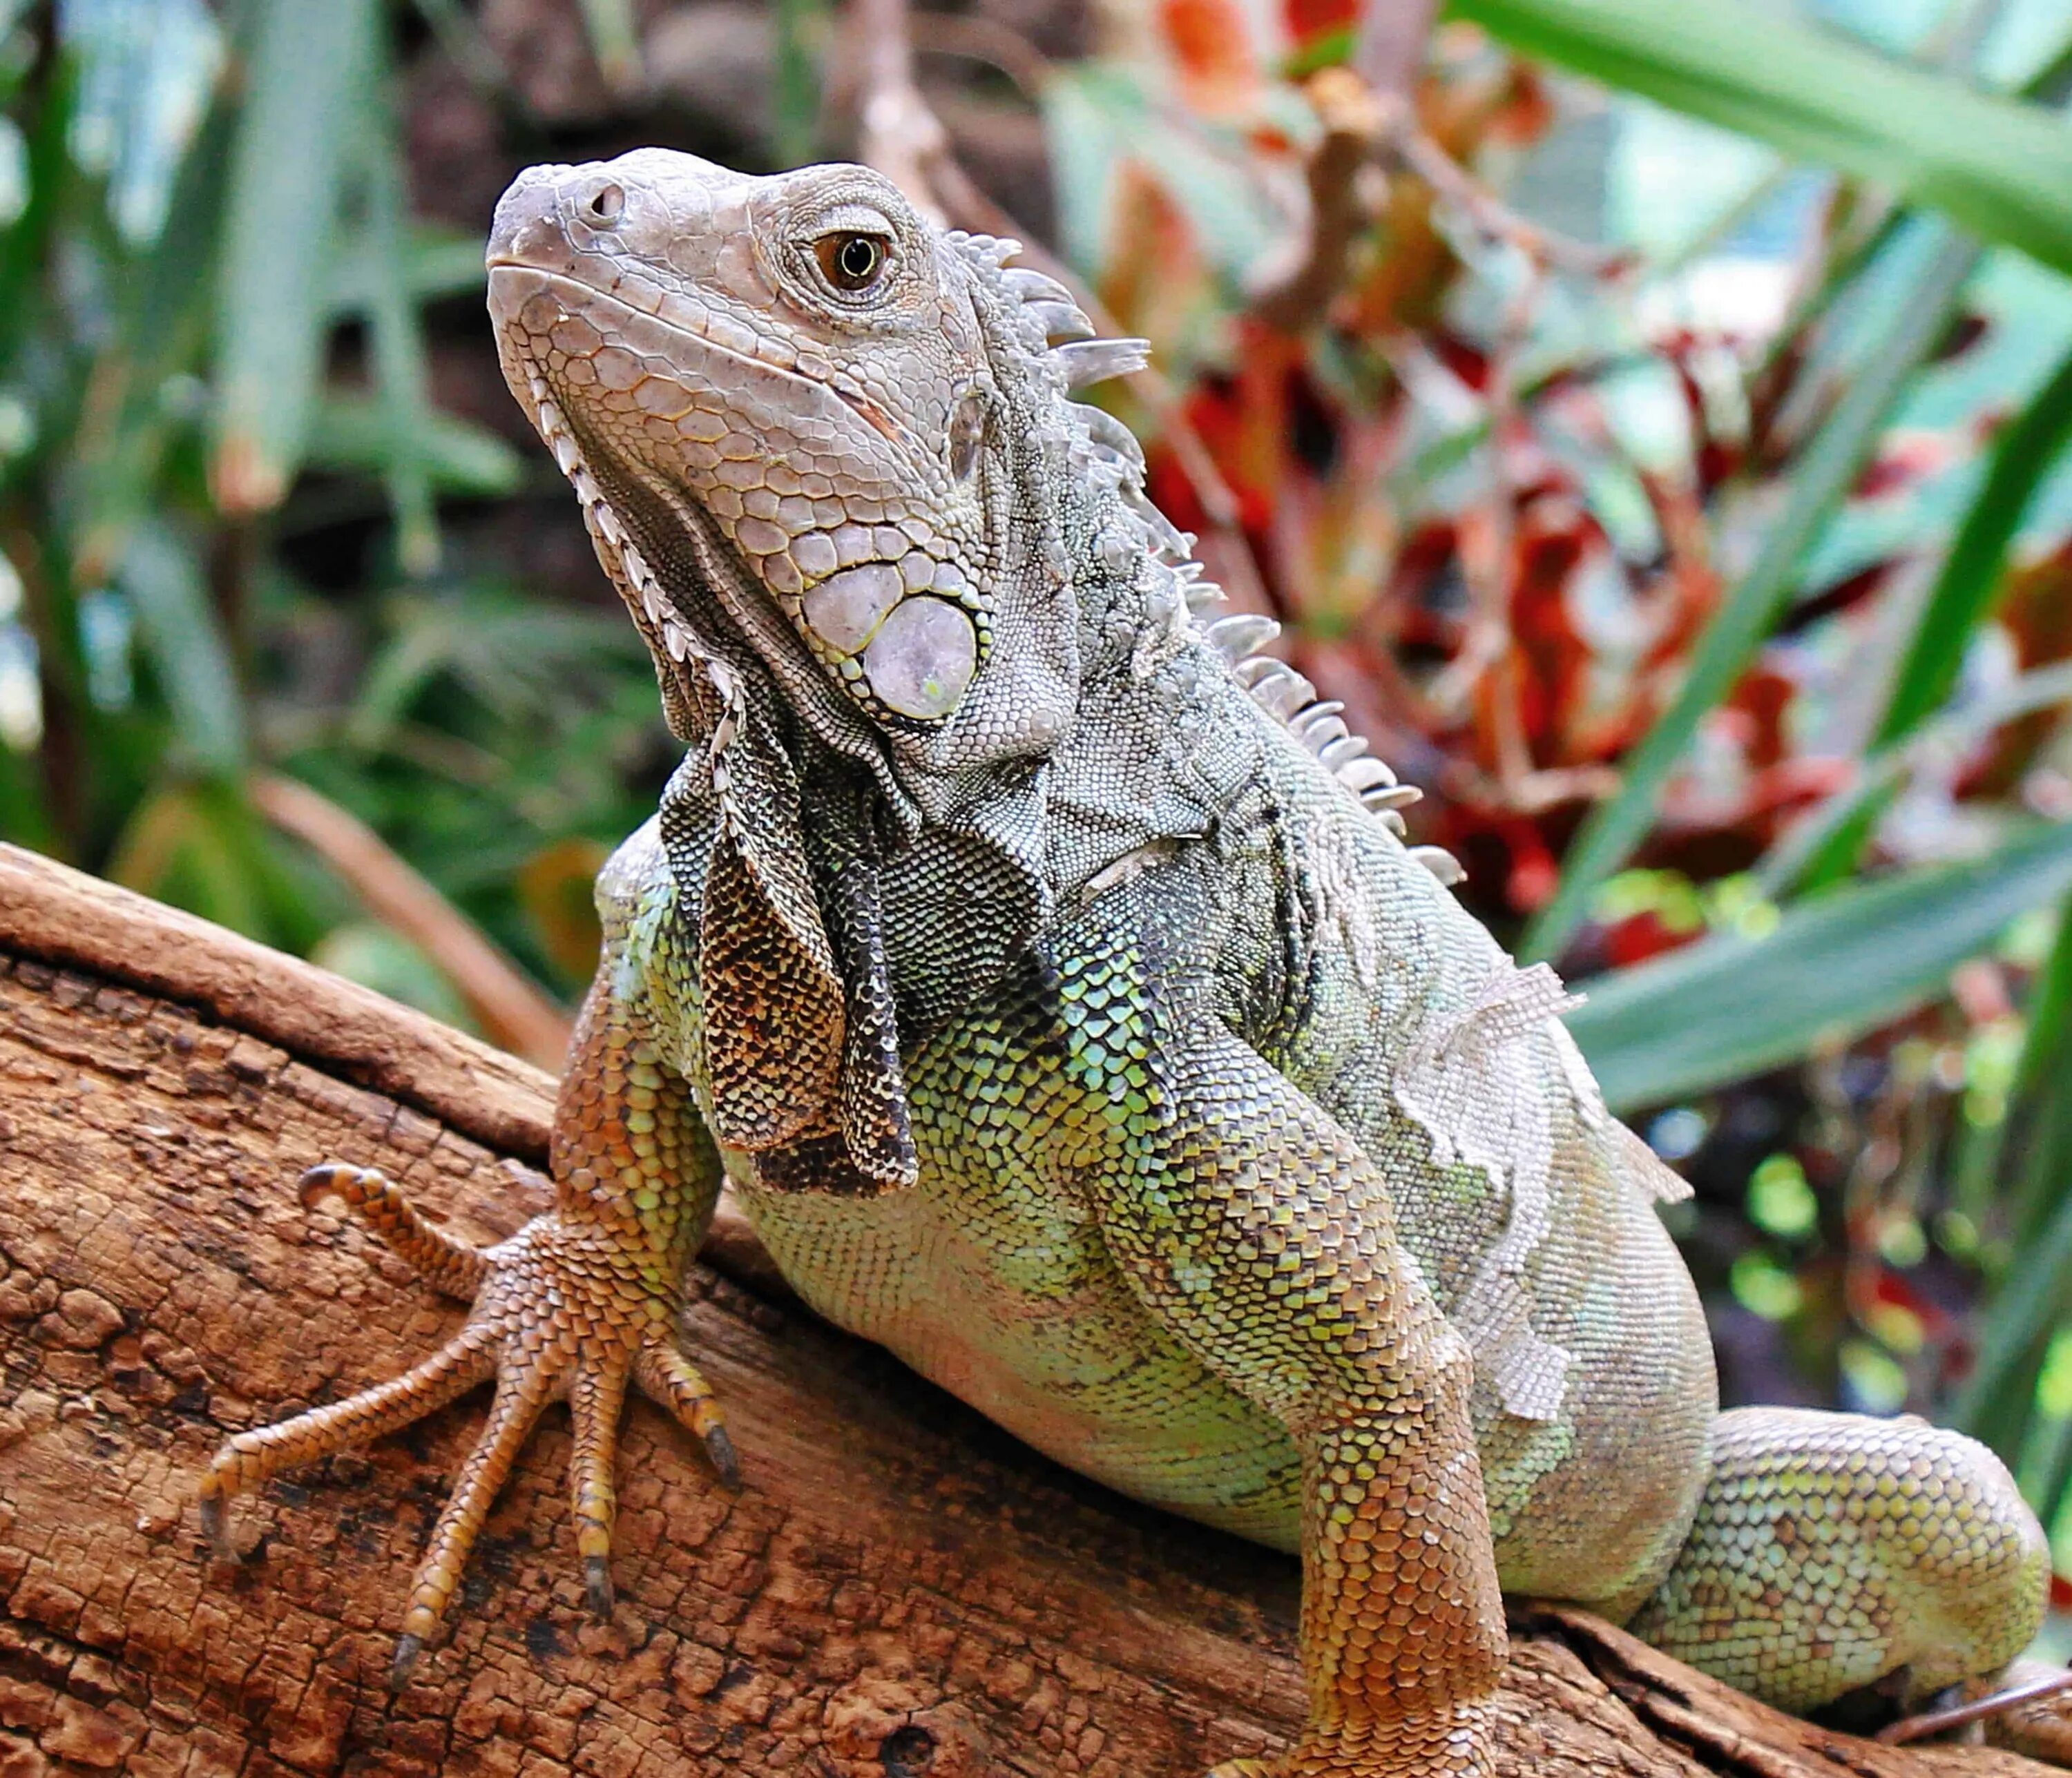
[0,0,664,1016]
[7,0,2072,1594]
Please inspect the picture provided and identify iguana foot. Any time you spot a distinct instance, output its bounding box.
[1205,1707,1495,1777]
[197,1163,736,1686]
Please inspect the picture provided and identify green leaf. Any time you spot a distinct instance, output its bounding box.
[0,50,75,401]
[1955,1040,2072,1472]
[68,79,233,586]
[1759,661,2072,898]
[2035,1403,2072,1532]
[210,0,379,513]
[1879,339,2072,740]
[1281,25,1353,79]
[1040,62,1280,288]
[309,920,476,1027]
[1896,885,2072,1251]
[344,583,636,746]
[1041,65,1133,276]
[305,395,524,496]
[771,0,824,166]
[119,517,245,778]
[576,0,642,96]
[105,781,267,937]
[1952,1163,2072,1453]
[327,227,489,313]
[2014,905,2072,1110]
[1567,818,2072,1113]
[353,39,439,577]
[1446,0,2072,276]
[403,0,511,103]
[1785,337,2072,890]
[1521,222,1981,963]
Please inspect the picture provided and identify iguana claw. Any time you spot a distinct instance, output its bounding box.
[584,1554,615,1619]
[196,1161,736,1680]
[195,1490,233,1563]
[1879,1661,2072,1748]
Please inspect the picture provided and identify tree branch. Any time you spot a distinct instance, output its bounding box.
[1,843,2062,1776]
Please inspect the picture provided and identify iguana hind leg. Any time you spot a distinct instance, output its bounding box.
[1626,1406,2049,1716]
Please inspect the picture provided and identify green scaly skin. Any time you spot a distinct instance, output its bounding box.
[198,151,2057,1775]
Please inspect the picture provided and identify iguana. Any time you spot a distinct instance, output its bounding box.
[198,151,2066,1776]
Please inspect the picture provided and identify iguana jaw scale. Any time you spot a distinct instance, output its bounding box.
[490,269,920,822]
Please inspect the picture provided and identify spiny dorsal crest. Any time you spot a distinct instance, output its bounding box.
[953,231,1461,887]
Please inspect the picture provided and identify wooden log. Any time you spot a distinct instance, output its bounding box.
[0,840,2051,1778]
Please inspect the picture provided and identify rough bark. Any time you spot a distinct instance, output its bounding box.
[0,841,2053,1778]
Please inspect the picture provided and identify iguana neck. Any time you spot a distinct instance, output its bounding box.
[673,534,1258,1042]
[805,523,1254,900]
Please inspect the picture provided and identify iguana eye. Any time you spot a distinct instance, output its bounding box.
[815,231,891,293]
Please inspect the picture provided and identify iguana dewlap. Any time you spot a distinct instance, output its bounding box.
[198,151,2059,1777]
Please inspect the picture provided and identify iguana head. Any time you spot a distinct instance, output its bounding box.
[486,150,1441,1188]
[487,148,1189,1188]
[486,149,1146,815]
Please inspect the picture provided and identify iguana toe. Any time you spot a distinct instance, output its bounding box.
[198,1170,738,1682]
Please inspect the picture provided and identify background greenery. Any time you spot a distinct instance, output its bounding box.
[6,0,2072,1616]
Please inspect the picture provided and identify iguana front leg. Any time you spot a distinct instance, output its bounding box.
[1048,909,1506,1777]
[198,966,732,1683]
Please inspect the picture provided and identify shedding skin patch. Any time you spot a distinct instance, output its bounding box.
[1394,963,1581,1423]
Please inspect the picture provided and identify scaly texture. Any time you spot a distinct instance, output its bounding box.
[1629,1409,2049,1712]
[200,152,2058,1777]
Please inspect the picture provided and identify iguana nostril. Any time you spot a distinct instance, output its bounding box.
[582,182,624,226]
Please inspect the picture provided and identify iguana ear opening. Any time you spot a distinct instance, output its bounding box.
[687,682,918,1192]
